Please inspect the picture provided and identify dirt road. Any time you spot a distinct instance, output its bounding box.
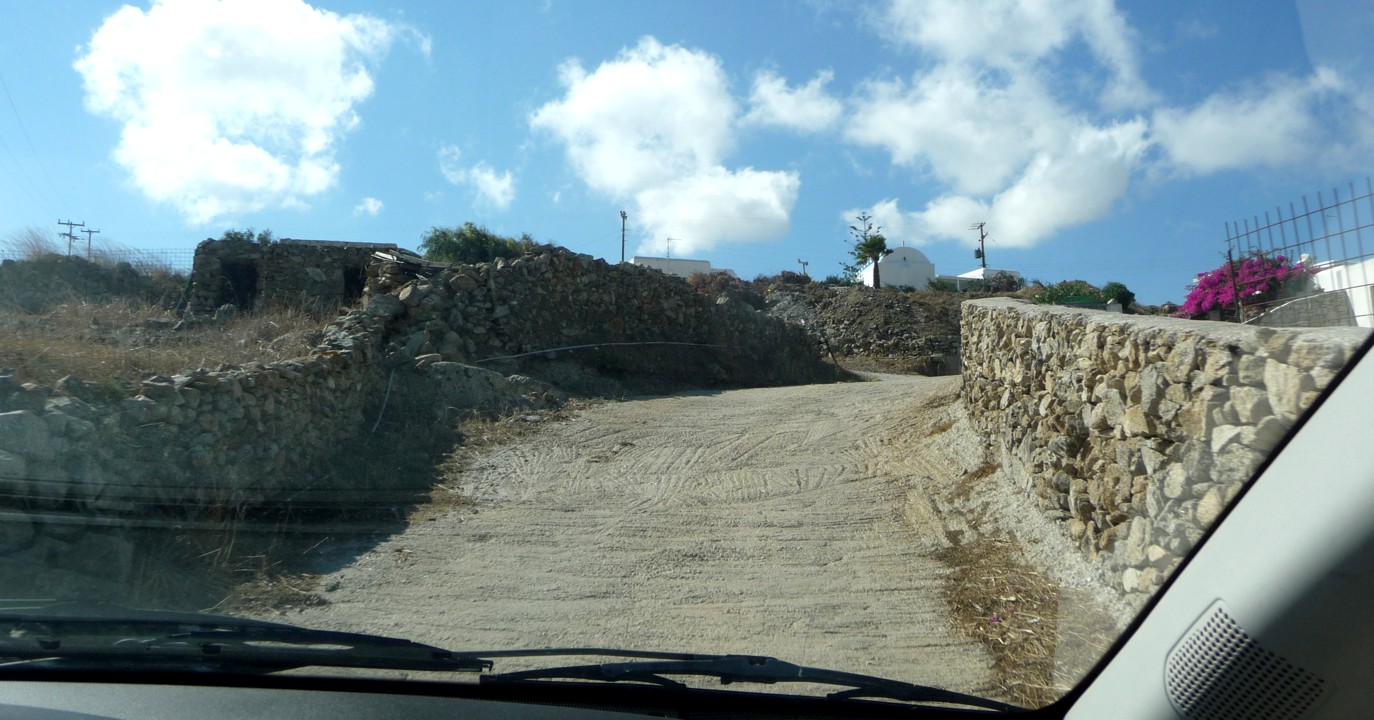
[286,374,1002,697]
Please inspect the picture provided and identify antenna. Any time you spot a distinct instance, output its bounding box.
[969,222,988,270]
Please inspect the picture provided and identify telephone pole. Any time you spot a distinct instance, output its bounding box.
[969,222,988,270]
[619,210,627,264]
[58,219,84,257]
[797,259,809,277]
[80,227,100,257]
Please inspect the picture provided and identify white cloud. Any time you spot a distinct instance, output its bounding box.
[847,64,1069,195]
[352,196,383,216]
[840,0,1374,259]
[438,145,516,210]
[879,0,1154,110]
[530,37,799,255]
[1152,69,1343,175]
[74,0,407,224]
[848,120,1147,248]
[743,70,843,133]
[841,0,1160,250]
[635,167,800,255]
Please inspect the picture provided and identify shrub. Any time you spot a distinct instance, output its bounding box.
[1034,279,1137,309]
[753,270,812,287]
[1100,281,1135,310]
[419,222,543,264]
[926,277,958,292]
[1034,280,1101,305]
[1175,252,1313,318]
[987,271,1026,293]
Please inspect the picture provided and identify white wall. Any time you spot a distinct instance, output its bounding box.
[859,247,935,288]
[630,256,724,279]
[1313,257,1374,328]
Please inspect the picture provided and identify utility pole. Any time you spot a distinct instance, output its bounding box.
[58,219,84,257]
[80,227,100,258]
[797,259,809,277]
[969,222,988,270]
[619,210,627,264]
[665,237,673,259]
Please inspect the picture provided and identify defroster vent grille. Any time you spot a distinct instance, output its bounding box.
[1165,602,1325,720]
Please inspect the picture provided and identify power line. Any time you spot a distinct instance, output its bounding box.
[0,69,69,215]
[57,221,84,256]
[81,227,101,257]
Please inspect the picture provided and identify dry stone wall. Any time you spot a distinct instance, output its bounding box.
[1,248,838,589]
[366,249,839,388]
[961,297,1369,607]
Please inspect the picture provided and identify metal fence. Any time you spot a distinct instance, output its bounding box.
[1225,177,1374,329]
[86,248,196,274]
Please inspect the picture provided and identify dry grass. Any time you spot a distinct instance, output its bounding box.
[2,227,61,259]
[937,536,1065,708]
[0,299,330,390]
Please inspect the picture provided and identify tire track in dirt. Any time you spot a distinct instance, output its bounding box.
[279,374,1000,698]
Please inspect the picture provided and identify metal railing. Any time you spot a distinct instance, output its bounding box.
[1225,177,1374,328]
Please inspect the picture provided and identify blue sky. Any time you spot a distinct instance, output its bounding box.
[1,0,1371,303]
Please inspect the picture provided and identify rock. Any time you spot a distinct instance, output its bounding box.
[1122,406,1156,437]
[1228,386,1272,424]
[1195,487,1226,527]
[1135,567,1161,593]
[1263,360,1315,423]
[364,294,406,318]
[0,411,54,460]
[54,375,92,401]
[1116,517,1152,567]
[1146,544,1174,568]
[1165,339,1198,383]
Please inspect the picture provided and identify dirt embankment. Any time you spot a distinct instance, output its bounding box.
[243,374,1121,707]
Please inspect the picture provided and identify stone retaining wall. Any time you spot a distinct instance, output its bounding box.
[1,248,838,590]
[366,249,839,388]
[960,297,1369,606]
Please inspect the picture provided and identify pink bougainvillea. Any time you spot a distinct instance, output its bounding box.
[1176,253,1313,318]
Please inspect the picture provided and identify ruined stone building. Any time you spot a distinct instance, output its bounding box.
[185,237,399,315]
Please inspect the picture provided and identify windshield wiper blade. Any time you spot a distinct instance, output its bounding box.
[479,653,1022,712]
[0,602,489,674]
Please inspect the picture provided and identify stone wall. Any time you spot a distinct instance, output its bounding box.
[1,247,839,591]
[960,297,1369,606]
[366,249,840,388]
[185,238,396,316]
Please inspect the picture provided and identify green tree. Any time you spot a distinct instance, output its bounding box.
[1100,281,1135,310]
[220,228,274,244]
[419,222,541,264]
[845,212,890,288]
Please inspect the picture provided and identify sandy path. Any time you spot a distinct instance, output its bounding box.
[285,374,997,696]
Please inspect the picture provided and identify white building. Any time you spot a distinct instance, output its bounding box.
[630,256,735,279]
[858,247,936,288]
[1311,256,1374,328]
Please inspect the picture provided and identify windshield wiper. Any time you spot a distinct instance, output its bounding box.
[0,604,1019,711]
[0,601,489,674]
[477,652,1021,713]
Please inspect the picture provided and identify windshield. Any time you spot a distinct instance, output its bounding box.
[1,0,1371,711]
